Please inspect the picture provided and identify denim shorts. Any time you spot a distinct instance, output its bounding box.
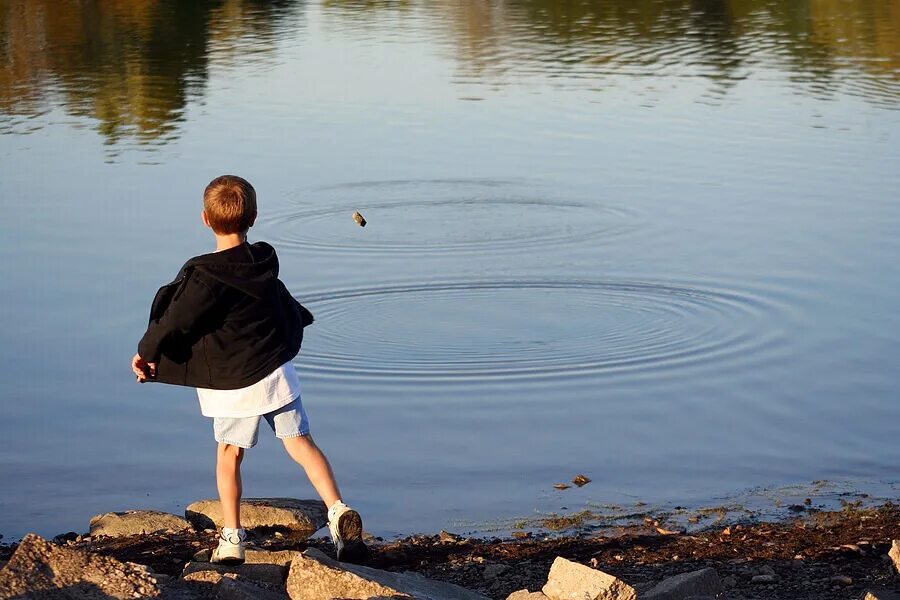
[213,396,310,449]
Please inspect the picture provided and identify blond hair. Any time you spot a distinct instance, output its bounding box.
[203,175,257,234]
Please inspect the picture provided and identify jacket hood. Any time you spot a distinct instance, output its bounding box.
[184,241,279,299]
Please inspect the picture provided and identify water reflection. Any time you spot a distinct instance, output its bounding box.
[0,0,301,145]
[1,0,897,148]
[326,0,900,103]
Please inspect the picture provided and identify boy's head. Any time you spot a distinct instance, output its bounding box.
[202,175,257,235]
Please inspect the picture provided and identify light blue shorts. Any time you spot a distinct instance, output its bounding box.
[213,396,310,449]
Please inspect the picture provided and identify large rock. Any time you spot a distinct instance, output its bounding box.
[217,574,290,600]
[182,561,288,586]
[180,549,301,590]
[191,548,300,568]
[889,540,900,574]
[643,568,723,600]
[90,509,192,537]
[508,591,550,600]
[286,547,489,600]
[185,498,326,536]
[542,557,636,600]
[0,533,159,599]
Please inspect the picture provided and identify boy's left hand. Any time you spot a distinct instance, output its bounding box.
[132,353,157,382]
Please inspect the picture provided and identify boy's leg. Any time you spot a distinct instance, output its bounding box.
[216,442,244,529]
[281,434,366,562]
[281,434,340,507]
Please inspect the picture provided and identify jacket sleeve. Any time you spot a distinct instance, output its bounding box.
[138,273,218,363]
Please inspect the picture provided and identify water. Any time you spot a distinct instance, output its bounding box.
[1,0,899,541]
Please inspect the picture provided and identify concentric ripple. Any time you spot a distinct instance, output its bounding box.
[257,179,636,255]
[296,279,784,382]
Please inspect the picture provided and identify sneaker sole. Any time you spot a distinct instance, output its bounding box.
[211,548,246,566]
[336,509,368,563]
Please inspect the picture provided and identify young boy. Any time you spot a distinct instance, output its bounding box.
[131,175,365,565]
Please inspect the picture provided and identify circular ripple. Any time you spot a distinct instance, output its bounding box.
[296,279,784,381]
[257,179,636,255]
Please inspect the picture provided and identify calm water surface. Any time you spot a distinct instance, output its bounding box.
[1,0,899,540]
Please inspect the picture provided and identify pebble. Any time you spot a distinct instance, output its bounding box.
[830,575,853,585]
[759,565,776,576]
[752,574,776,584]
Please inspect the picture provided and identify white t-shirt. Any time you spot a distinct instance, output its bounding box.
[197,361,301,418]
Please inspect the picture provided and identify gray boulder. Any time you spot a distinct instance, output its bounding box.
[0,533,159,599]
[643,568,723,600]
[286,547,489,600]
[90,510,192,537]
[185,498,326,537]
[541,557,636,600]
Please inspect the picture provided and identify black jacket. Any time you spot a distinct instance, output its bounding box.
[137,242,313,389]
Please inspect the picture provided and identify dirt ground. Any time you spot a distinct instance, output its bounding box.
[2,503,898,599]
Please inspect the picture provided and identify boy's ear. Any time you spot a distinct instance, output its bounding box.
[248,210,257,229]
[201,210,211,229]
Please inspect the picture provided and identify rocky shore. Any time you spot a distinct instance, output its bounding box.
[1,500,897,599]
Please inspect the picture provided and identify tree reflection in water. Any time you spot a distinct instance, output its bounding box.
[1,0,897,147]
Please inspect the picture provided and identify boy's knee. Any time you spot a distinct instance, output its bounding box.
[217,443,244,461]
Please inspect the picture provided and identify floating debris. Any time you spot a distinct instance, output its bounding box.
[655,526,682,536]
[572,474,591,487]
[352,211,367,227]
[553,483,571,491]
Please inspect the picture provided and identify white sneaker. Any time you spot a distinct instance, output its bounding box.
[210,527,246,565]
[327,501,367,563]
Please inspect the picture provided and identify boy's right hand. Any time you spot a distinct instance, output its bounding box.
[132,353,157,382]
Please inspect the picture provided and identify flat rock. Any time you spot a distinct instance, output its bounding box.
[182,560,287,586]
[862,590,900,600]
[286,547,489,600]
[541,557,636,600]
[191,548,300,567]
[508,591,550,600]
[889,540,900,574]
[216,573,290,600]
[185,498,326,537]
[90,509,192,537]
[643,568,723,600]
[0,533,160,599]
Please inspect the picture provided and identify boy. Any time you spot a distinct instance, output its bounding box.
[131,175,365,565]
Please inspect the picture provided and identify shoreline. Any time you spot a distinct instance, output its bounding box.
[2,502,897,599]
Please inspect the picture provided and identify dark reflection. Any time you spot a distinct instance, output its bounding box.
[1,0,898,149]
[0,0,303,146]
[325,0,900,105]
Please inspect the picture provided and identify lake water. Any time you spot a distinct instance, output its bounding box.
[1,0,899,541]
